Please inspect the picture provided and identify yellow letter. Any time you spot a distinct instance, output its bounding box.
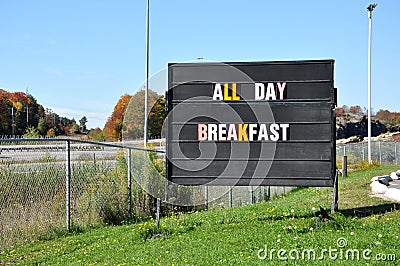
[238,124,248,141]
[232,83,241,100]
[224,83,232,100]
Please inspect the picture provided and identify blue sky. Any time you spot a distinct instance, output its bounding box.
[1,0,399,129]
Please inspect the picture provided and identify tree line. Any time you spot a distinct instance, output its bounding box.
[0,89,84,137]
[335,104,400,125]
[91,89,165,142]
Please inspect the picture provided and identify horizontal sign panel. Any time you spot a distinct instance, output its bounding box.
[171,60,334,84]
[170,102,332,123]
[171,161,331,178]
[171,178,333,187]
[170,81,332,101]
[166,60,335,187]
[171,123,332,141]
[171,142,331,160]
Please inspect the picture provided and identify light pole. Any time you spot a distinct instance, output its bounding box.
[144,0,150,147]
[11,107,15,136]
[367,3,377,163]
[26,106,29,128]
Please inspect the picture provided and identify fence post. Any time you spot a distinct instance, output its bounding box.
[378,141,382,164]
[93,152,96,170]
[127,149,132,222]
[342,155,347,177]
[229,186,233,208]
[261,186,265,201]
[249,186,254,204]
[331,170,339,213]
[343,145,346,156]
[65,140,71,232]
[156,198,161,228]
[362,142,365,161]
[204,186,209,210]
[395,142,398,166]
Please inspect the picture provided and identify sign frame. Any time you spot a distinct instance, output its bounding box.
[166,60,336,187]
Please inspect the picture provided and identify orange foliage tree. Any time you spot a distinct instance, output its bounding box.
[104,94,132,141]
[104,89,166,141]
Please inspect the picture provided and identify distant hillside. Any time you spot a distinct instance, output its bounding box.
[335,105,400,140]
[0,89,79,137]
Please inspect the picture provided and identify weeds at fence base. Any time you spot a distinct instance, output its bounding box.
[337,159,381,173]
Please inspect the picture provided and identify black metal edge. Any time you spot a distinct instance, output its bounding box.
[168,59,335,67]
[166,65,173,182]
[330,60,336,187]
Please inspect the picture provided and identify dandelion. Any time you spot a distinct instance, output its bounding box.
[277,239,281,243]
[291,209,294,213]
[377,233,382,238]
[350,232,354,236]
[312,207,316,211]
[310,227,314,232]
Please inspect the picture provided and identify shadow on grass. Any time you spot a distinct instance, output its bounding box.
[339,203,399,218]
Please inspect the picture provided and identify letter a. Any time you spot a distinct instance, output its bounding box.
[265,83,276,100]
[213,83,223,100]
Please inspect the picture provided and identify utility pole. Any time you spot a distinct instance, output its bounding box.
[11,107,15,136]
[26,106,29,127]
[144,0,150,147]
[367,3,377,163]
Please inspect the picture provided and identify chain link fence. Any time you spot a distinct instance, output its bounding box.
[2,138,393,249]
[0,138,291,249]
[336,141,399,165]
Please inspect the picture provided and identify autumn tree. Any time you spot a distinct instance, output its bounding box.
[334,107,345,117]
[88,127,106,141]
[37,117,47,136]
[23,126,39,138]
[375,109,391,122]
[148,95,166,138]
[349,105,363,115]
[79,116,88,132]
[122,89,160,141]
[104,89,166,141]
[375,109,400,125]
[104,94,132,141]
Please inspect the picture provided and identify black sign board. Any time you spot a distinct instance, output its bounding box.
[166,60,336,187]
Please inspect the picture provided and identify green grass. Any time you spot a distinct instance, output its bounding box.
[1,165,400,265]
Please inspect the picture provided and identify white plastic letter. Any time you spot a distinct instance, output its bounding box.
[213,83,223,100]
